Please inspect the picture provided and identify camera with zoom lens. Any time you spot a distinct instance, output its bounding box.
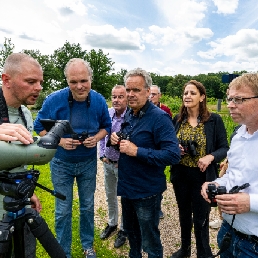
[206,183,227,207]
[72,131,89,143]
[180,140,198,156]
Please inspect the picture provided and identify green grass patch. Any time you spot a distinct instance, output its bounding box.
[31,164,126,258]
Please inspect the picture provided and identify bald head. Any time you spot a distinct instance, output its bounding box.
[1,53,43,108]
[3,53,42,77]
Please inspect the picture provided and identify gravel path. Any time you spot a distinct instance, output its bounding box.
[94,160,220,258]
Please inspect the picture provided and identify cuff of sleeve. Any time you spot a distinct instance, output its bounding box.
[249,194,258,213]
[136,147,148,162]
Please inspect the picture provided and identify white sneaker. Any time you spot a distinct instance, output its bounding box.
[209,219,222,229]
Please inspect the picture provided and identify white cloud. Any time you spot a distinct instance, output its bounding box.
[69,24,145,51]
[44,0,87,17]
[212,0,239,14]
[154,0,207,28]
[198,29,258,61]
[143,25,213,48]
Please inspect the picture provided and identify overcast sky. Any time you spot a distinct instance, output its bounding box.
[1,0,258,76]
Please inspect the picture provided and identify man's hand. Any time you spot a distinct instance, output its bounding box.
[30,193,42,213]
[110,132,119,145]
[59,137,81,150]
[216,192,250,214]
[84,136,98,148]
[0,123,34,144]
[201,181,220,203]
[119,140,138,156]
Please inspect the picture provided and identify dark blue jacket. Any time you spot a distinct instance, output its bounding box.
[34,87,111,162]
[117,101,181,199]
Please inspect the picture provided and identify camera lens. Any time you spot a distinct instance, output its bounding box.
[217,186,227,194]
[208,184,216,191]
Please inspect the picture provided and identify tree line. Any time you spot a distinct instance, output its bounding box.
[0,37,251,108]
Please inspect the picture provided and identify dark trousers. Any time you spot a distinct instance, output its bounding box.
[121,194,163,258]
[171,164,212,258]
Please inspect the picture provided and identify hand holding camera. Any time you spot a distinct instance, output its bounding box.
[109,131,130,151]
[179,139,197,156]
[206,183,250,209]
[206,183,227,207]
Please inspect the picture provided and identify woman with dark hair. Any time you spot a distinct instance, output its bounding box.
[170,80,229,258]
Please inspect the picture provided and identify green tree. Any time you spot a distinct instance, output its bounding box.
[116,68,127,85]
[50,42,115,98]
[150,73,172,94]
[23,49,58,92]
[166,74,191,97]
[51,41,88,90]
[0,37,15,79]
[86,49,115,98]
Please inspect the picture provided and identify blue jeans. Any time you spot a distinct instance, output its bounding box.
[218,220,258,257]
[103,162,123,229]
[121,194,163,258]
[50,156,97,258]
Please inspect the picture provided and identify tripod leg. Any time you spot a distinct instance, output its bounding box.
[13,218,25,258]
[0,218,14,258]
[25,208,66,258]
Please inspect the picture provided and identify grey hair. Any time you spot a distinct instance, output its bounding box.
[229,73,258,95]
[112,85,125,91]
[124,68,152,89]
[151,85,161,93]
[64,58,93,80]
[3,53,42,76]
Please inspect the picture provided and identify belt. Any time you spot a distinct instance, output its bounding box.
[233,228,258,244]
[108,158,118,164]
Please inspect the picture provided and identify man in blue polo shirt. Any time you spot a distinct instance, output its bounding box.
[111,68,181,258]
[34,58,111,258]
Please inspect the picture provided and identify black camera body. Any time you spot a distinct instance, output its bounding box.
[180,140,198,156]
[112,131,130,151]
[72,131,89,143]
[206,183,227,207]
[106,131,130,151]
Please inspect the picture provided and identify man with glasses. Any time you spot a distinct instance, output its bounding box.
[149,85,172,118]
[110,68,181,258]
[201,73,258,257]
[99,85,128,248]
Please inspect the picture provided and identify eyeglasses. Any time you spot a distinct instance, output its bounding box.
[226,96,258,104]
[111,95,125,99]
[150,93,159,96]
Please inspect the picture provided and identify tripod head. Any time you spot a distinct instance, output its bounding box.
[0,169,65,217]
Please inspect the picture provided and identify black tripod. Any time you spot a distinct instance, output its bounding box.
[0,169,67,258]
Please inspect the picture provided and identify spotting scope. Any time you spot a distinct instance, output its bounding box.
[0,120,73,171]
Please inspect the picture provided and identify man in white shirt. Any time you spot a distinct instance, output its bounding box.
[201,73,258,257]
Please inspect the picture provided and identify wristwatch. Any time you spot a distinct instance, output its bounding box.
[99,156,105,161]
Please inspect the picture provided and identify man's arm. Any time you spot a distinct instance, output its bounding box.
[119,114,181,166]
[0,123,34,144]
[84,129,108,148]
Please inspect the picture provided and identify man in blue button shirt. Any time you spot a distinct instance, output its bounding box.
[111,68,181,258]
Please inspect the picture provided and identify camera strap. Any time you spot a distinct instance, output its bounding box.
[0,87,27,128]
